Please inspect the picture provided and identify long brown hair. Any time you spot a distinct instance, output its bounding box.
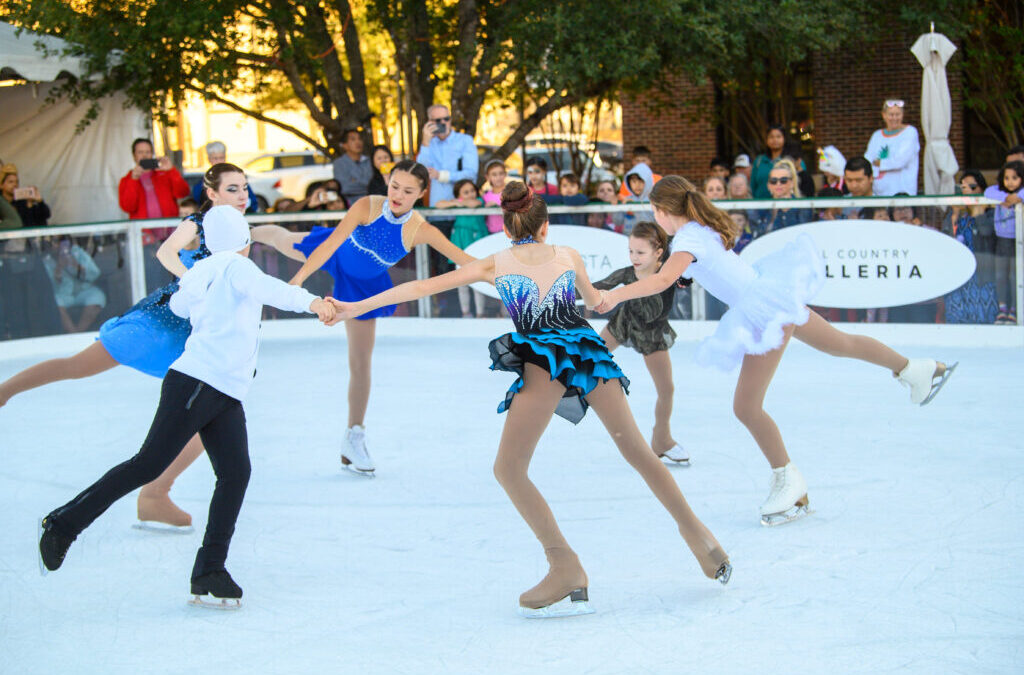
[650,175,738,250]
[500,181,547,238]
[199,162,245,213]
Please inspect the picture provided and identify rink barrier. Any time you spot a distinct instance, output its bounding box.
[1,196,1021,342]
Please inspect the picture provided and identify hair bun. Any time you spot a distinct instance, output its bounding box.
[501,184,534,213]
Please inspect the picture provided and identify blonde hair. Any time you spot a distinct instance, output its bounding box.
[649,175,739,250]
[769,158,802,198]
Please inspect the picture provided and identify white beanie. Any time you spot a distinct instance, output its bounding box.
[817,146,846,176]
[202,205,251,254]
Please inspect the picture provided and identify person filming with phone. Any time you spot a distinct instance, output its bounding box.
[1,163,51,228]
[118,138,189,220]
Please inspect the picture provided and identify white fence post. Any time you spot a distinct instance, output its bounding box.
[126,221,148,304]
[415,244,431,318]
[1015,202,1023,330]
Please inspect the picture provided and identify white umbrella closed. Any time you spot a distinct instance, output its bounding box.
[911,29,959,195]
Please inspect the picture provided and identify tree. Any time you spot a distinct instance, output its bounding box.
[3,0,381,156]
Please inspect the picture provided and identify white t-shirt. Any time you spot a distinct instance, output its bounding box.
[865,126,920,196]
[670,221,756,306]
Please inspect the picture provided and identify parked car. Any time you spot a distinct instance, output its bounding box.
[243,151,334,202]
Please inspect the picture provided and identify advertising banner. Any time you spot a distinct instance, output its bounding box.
[739,220,976,308]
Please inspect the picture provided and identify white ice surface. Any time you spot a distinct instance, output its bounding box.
[2,320,1023,674]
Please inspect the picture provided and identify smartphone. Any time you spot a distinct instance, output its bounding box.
[324,190,340,202]
[140,158,160,170]
[13,187,34,200]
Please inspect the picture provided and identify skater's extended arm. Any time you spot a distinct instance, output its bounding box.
[288,197,371,286]
[327,256,496,324]
[411,222,477,267]
[591,267,628,291]
[567,248,604,309]
[230,258,328,318]
[156,218,200,278]
[594,251,693,313]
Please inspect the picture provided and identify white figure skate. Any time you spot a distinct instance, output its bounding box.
[658,444,691,467]
[341,425,375,477]
[518,588,595,618]
[897,359,957,406]
[760,462,811,527]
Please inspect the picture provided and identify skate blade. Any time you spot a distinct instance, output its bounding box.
[760,503,812,527]
[920,361,957,406]
[715,561,732,585]
[132,521,195,535]
[188,595,241,610]
[37,518,48,578]
[519,589,595,619]
[341,461,376,478]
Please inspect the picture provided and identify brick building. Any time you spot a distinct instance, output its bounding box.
[621,36,970,187]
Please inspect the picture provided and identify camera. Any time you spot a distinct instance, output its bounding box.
[139,158,160,170]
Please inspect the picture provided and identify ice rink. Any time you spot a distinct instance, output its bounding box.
[2,319,1022,674]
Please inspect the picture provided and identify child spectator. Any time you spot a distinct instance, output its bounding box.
[815,186,844,220]
[437,178,489,317]
[817,146,849,194]
[983,160,1024,323]
[482,159,507,234]
[178,198,200,218]
[703,176,727,200]
[558,173,588,226]
[618,145,662,199]
[592,179,626,232]
[709,157,731,180]
[621,162,655,235]
[525,157,559,202]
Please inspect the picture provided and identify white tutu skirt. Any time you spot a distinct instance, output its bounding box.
[697,234,825,371]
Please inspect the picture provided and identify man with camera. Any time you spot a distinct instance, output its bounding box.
[118,138,189,220]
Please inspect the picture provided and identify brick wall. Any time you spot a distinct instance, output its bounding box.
[621,75,717,182]
[621,37,966,188]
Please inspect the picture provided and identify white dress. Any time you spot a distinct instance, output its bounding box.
[672,221,825,370]
[864,126,920,196]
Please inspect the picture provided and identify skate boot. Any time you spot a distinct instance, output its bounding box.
[38,515,76,575]
[657,444,691,467]
[341,425,375,477]
[519,547,594,618]
[760,463,811,527]
[896,359,957,406]
[134,492,194,534]
[189,570,243,609]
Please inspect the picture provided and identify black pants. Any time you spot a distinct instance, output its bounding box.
[49,369,251,580]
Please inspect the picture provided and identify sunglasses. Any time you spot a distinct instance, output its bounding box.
[961,183,979,191]
[768,176,791,185]
[526,167,544,174]
[884,99,905,108]
[430,116,451,123]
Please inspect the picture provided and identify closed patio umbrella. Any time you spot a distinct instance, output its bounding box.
[911,28,959,195]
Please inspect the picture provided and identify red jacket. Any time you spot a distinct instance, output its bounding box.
[118,168,189,219]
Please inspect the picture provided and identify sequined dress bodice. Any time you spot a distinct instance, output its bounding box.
[494,247,589,333]
[336,196,418,279]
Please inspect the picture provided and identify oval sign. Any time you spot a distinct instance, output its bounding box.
[463,225,629,298]
[738,220,977,308]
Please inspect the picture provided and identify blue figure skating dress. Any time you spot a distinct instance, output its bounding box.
[97,212,211,377]
[293,195,426,320]
[489,246,629,424]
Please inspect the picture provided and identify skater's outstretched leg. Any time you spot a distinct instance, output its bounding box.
[792,310,953,404]
[249,225,308,263]
[494,363,589,611]
[585,380,729,582]
[0,341,117,407]
[137,433,206,529]
[733,327,794,470]
[340,318,377,474]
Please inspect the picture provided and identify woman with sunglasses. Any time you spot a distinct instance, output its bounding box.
[865,98,920,196]
[943,170,998,324]
[752,158,812,235]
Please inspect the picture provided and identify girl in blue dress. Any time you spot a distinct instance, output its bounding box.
[327,181,731,618]
[250,160,475,476]
[0,163,250,530]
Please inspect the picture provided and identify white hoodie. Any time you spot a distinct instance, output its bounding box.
[169,252,317,401]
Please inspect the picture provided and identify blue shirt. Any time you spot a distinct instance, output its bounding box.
[417,131,479,206]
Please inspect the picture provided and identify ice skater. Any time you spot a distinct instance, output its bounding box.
[1,163,251,531]
[329,181,730,618]
[250,160,475,476]
[38,206,337,608]
[595,176,956,526]
[593,221,689,465]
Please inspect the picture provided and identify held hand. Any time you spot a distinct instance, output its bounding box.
[325,298,361,325]
[310,298,336,324]
[157,156,173,172]
[593,290,619,314]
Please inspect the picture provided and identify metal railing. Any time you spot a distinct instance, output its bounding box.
[1,195,1021,341]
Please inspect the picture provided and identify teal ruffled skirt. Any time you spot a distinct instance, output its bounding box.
[488,326,629,424]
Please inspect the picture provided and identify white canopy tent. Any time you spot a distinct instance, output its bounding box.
[0,22,150,225]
